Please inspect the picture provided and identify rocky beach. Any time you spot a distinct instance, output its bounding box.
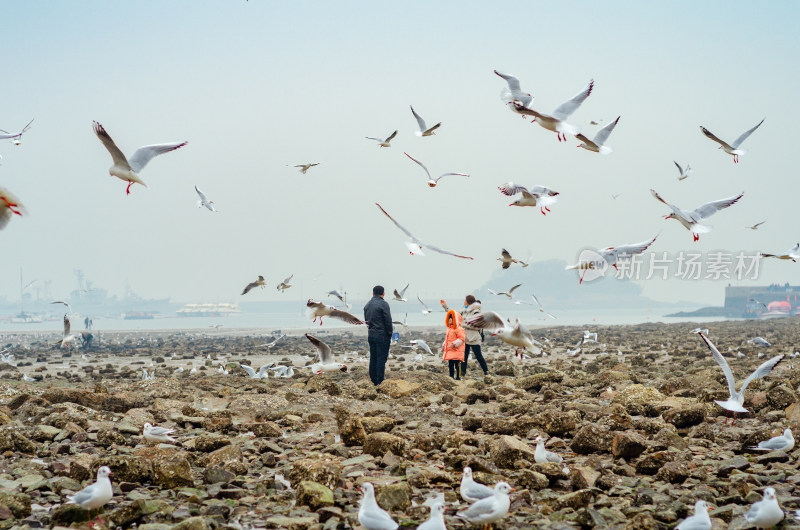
[0,318,799,529]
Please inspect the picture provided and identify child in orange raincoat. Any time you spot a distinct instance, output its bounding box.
[442,308,466,380]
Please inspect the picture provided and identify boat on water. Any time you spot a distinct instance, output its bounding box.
[176,303,241,317]
[10,312,44,323]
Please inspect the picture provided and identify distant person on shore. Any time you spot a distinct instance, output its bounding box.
[441,295,489,376]
[442,309,466,380]
[364,285,393,386]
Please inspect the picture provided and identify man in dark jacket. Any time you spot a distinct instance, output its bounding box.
[363,285,393,385]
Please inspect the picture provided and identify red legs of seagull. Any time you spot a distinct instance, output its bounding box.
[733,154,739,164]
[693,233,700,242]
[1,197,22,216]
[125,181,133,195]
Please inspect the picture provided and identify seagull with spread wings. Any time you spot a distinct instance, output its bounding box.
[497,249,518,269]
[567,234,659,283]
[576,116,620,154]
[241,275,266,295]
[366,130,398,147]
[195,186,217,212]
[695,330,784,425]
[410,105,441,136]
[376,203,473,259]
[404,152,468,188]
[700,119,764,163]
[0,119,34,145]
[759,243,799,263]
[674,160,692,181]
[494,69,533,116]
[651,188,743,241]
[306,333,348,373]
[488,283,522,299]
[306,299,364,326]
[392,283,410,302]
[92,121,187,195]
[292,163,319,174]
[276,275,294,291]
[498,183,560,215]
[512,79,594,141]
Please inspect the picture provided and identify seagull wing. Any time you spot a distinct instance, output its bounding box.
[609,235,658,258]
[458,494,498,518]
[552,79,594,120]
[256,363,274,377]
[697,332,738,398]
[465,311,506,330]
[498,182,528,196]
[674,160,684,176]
[327,309,365,325]
[385,130,398,142]
[239,364,256,377]
[241,281,258,295]
[305,333,333,363]
[416,340,432,354]
[282,274,293,284]
[508,283,522,294]
[650,189,682,216]
[93,121,130,168]
[494,70,522,92]
[699,126,732,150]
[68,483,99,506]
[148,426,175,436]
[128,141,188,173]
[376,203,418,242]
[731,118,764,148]
[739,354,784,395]
[194,186,208,202]
[417,296,431,311]
[433,172,469,184]
[410,105,427,132]
[592,115,620,146]
[421,241,474,260]
[399,283,409,297]
[692,192,744,220]
[405,152,432,180]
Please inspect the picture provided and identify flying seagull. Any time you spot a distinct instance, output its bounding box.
[305,333,347,373]
[494,69,533,115]
[92,121,187,195]
[498,249,517,269]
[276,275,294,291]
[239,363,273,379]
[410,105,441,136]
[746,221,766,230]
[674,160,692,181]
[513,79,594,141]
[376,203,473,259]
[292,163,319,174]
[365,130,398,147]
[575,115,620,154]
[50,300,73,314]
[0,186,24,230]
[700,119,764,163]
[489,283,522,299]
[195,186,217,211]
[695,331,784,425]
[0,118,34,145]
[241,275,266,295]
[651,188,743,241]
[306,299,364,326]
[498,183,559,215]
[759,243,799,263]
[567,235,658,283]
[393,283,410,302]
[405,152,468,188]
[466,311,542,358]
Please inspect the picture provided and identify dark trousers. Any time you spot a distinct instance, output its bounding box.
[448,360,461,380]
[368,336,390,385]
[462,344,488,374]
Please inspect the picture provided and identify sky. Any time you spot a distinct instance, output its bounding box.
[2,1,799,308]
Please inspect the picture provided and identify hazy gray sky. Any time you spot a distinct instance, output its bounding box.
[2,1,798,307]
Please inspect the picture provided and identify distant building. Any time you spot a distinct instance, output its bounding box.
[725,284,799,318]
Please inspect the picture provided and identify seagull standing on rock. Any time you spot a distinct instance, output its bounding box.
[456,482,514,530]
[744,487,784,528]
[358,482,398,530]
[417,502,447,530]
[676,500,712,530]
[66,466,113,523]
[534,436,563,464]
[143,423,177,443]
[750,429,794,452]
[460,467,494,503]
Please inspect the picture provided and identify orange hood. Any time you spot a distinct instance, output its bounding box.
[445,309,462,329]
